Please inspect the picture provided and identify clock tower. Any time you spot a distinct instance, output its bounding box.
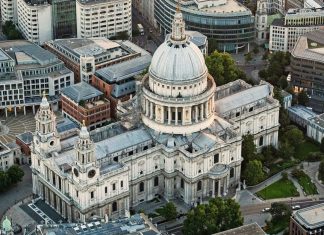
[33,92,61,155]
[72,121,98,183]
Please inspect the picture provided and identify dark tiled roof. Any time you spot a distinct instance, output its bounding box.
[62,82,103,103]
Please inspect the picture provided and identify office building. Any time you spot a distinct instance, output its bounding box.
[61,82,111,130]
[0,40,74,117]
[290,30,324,113]
[44,38,149,83]
[76,0,132,39]
[269,7,324,52]
[154,0,254,52]
[290,203,324,235]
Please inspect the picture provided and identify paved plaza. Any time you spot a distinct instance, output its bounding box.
[0,112,64,144]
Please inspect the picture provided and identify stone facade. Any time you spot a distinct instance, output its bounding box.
[31,11,280,223]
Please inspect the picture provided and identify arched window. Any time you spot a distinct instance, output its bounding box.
[139,182,144,192]
[230,168,235,178]
[197,181,202,191]
[154,177,159,187]
[112,201,117,212]
[181,179,184,189]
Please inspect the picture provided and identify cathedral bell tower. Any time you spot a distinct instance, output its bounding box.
[33,92,61,155]
[72,121,98,182]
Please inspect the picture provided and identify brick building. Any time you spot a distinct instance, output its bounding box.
[16,132,33,162]
[61,82,111,130]
[290,203,324,235]
[44,38,150,83]
[92,54,151,118]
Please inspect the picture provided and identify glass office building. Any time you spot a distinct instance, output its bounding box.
[50,0,77,39]
[155,0,255,52]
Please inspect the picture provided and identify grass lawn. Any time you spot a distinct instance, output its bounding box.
[256,178,299,200]
[295,173,318,195]
[268,160,297,176]
[295,141,319,160]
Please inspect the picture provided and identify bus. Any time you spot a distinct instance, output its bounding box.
[137,24,144,35]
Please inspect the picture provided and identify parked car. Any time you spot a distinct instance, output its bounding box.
[292,205,301,210]
[262,207,270,213]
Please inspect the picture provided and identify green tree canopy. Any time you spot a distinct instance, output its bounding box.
[183,197,243,235]
[297,91,309,106]
[319,160,324,182]
[242,134,257,163]
[283,126,304,148]
[7,165,24,184]
[243,160,265,185]
[0,171,11,192]
[205,51,248,86]
[270,202,292,221]
[321,137,324,153]
[159,202,178,221]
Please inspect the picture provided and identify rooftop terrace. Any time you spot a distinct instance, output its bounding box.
[293,203,324,229]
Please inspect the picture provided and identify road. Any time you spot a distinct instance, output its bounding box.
[0,165,32,218]
[241,198,324,216]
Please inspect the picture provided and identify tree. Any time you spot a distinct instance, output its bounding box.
[320,138,324,153]
[243,160,264,185]
[253,46,259,55]
[270,202,292,221]
[283,126,304,148]
[319,160,324,182]
[242,134,257,164]
[159,202,178,221]
[297,91,309,106]
[279,109,290,130]
[183,197,243,235]
[279,139,295,160]
[6,165,24,184]
[244,52,253,63]
[205,51,247,86]
[0,171,11,192]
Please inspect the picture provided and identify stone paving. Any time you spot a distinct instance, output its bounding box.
[0,112,63,144]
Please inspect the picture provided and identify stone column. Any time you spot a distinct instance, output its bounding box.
[145,99,149,116]
[32,105,35,114]
[14,107,17,116]
[200,104,204,120]
[175,107,178,125]
[23,106,26,115]
[195,106,198,122]
[212,179,215,198]
[150,102,153,119]
[161,106,165,123]
[168,106,171,124]
[5,108,7,117]
[204,102,208,117]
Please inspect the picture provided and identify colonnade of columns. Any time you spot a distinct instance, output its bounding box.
[142,96,215,125]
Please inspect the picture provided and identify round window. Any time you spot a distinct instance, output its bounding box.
[49,140,55,146]
[88,169,96,178]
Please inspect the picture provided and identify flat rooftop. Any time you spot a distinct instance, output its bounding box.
[62,82,103,103]
[310,113,324,128]
[292,30,324,63]
[181,0,250,15]
[293,203,324,229]
[213,223,266,235]
[288,105,317,120]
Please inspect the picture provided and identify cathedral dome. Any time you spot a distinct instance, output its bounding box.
[149,40,206,82]
[149,11,207,83]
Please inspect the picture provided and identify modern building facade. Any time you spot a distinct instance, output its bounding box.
[1,0,17,23]
[50,0,77,39]
[290,30,324,113]
[92,54,152,118]
[76,0,132,39]
[269,8,324,52]
[307,113,324,143]
[0,40,74,117]
[17,0,53,45]
[31,11,279,223]
[44,38,149,83]
[61,82,111,130]
[290,203,324,235]
[154,0,255,53]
